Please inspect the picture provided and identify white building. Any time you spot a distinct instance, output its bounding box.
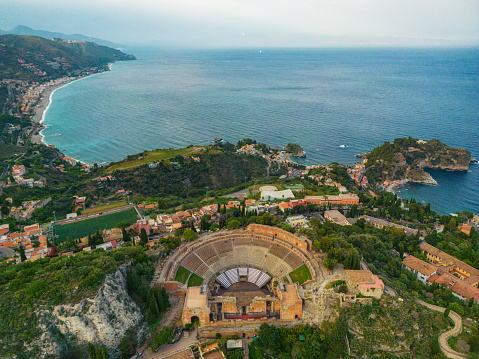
[402,255,438,284]
[261,189,295,201]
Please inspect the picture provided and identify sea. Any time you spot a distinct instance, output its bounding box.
[41,47,479,215]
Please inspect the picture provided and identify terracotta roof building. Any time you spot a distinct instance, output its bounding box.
[402,255,438,283]
[345,270,384,299]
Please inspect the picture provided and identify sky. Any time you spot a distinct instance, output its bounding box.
[1,0,479,47]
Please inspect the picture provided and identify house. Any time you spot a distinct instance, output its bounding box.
[324,210,351,226]
[428,272,479,303]
[286,215,307,228]
[345,270,384,299]
[402,255,438,284]
[419,241,479,280]
[278,202,290,213]
[304,193,359,206]
[135,219,151,235]
[362,215,418,236]
[458,224,472,236]
[289,199,306,209]
[12,164,26,177]
[0,224,10,237]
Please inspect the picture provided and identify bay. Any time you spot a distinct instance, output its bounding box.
[42,47,479,214]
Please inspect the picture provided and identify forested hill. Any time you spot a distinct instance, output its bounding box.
[114,148,268,199]
[365,137,471,183]
[0,34,135,80]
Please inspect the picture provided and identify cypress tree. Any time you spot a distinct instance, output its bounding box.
[148,293,160,318]
[19,245,27,262]
[161,286,170,307]
[139,228,148,246]
[122,228,130,243]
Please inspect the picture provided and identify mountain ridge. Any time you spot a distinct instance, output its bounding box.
[1,25,122,48]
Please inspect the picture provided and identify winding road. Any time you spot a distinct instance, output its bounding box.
[415,299,467,359]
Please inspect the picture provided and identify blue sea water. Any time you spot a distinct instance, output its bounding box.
[42,47,479,215]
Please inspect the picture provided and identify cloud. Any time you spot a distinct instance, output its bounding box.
[1,0,478,45]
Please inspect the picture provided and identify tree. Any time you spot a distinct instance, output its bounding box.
[161,286,170,308]
[151,327,174,351]
[227,219,241,229]
[139,228,148,246]
[126,269,140,293]
[117,221,130,229]
[468,336,479,352]
[148,291,160,318]
[323,257,336,271]
[443,307,450,318]
[119,337,134,359]
[122,228,130,243]
[183,228,198,241]
[19,245,27,262]
[1,205,9,216]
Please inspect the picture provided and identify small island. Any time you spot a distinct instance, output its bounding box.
[284,143,306,157]
[364,137,471,185]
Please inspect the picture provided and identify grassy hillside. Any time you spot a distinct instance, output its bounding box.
[107,146,205,172]
[114,146,268,199]
[0,34,135,80]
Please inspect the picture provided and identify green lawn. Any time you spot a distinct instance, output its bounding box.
[175,266,191,284]
[107,146,205,172]
[187,273,204,287]
[289,264,312,284]
[54,208,138,242]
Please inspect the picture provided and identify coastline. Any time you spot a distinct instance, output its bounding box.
[385,179,408,193]
[31,68,112,146]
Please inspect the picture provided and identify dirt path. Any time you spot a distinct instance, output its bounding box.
[415,299,467,359]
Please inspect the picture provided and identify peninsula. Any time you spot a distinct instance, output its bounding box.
[285,142,306,157]
[363,137,471,186]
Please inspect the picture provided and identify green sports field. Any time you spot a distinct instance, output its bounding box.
[54,208,139,242]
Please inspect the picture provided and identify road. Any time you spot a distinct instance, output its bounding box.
[136,297,185,358]
[140,328,198,359]
[416,299,467,359]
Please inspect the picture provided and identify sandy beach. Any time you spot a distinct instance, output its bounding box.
[30,76,87,145]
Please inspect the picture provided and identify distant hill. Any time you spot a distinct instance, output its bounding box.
[2,25,122,48]
[0,34,135,81]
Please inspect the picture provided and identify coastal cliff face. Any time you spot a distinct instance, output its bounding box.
[36,265,147,358]
[365,138,470,184]
[285,143,306,157]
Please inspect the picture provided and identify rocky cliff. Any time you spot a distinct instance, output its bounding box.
[285,143,306,157]
[36,265,147,358]
[365,138,470,184]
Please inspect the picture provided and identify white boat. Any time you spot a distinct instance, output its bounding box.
[339,144,348,148]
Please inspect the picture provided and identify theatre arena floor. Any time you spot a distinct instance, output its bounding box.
[216,282,273,307]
